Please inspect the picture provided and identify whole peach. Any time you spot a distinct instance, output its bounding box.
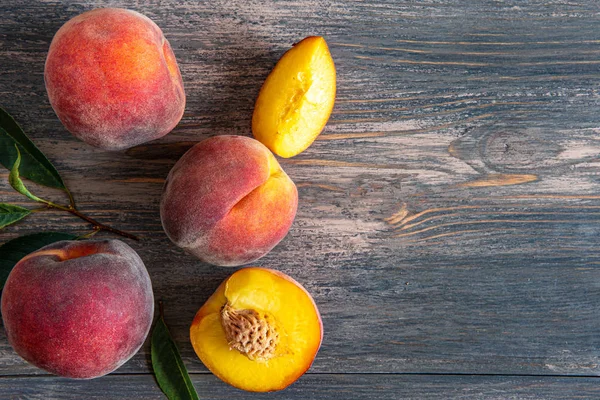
[44,8,185,150]
[1,240,154,379]
[160,135,298,266]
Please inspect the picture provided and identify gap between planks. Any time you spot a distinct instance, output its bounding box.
[1,372,600,379]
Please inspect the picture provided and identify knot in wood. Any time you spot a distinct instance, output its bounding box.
[220,304,279,361]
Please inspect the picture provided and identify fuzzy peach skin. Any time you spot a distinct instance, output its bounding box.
[44,8,185,150]
[160,135,298,266]
[1,240,154,379]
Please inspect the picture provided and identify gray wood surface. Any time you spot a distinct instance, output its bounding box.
[1,0,600,398]
[1,374,600,399]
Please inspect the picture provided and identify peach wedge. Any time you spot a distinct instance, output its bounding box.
[252,36,336,158]
[190,267,323,392]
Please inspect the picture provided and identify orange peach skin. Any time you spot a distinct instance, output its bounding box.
[190,267,323,392]
[45,8,185,150]
[1,240,154,379]
[160,136,298,266]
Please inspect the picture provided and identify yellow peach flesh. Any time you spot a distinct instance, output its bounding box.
[190,268,322,392]
[252,36,336,158]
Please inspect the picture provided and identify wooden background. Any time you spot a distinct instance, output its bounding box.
[1,0,600,398]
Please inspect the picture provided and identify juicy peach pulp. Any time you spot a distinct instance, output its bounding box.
[1,240,154,379]
[252,36,336,158]
[45,8,185,150]
[190,268,322,392]
[160,136,297,266]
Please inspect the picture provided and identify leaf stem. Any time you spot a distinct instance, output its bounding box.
[29,207,50,213]
[6,145,137,240]
[45,202,139,241]
[77,229,100,240]
[65,188,76,209]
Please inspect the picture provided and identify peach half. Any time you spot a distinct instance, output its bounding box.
[45,8,186,150]
[160,135,298,266]
[190,267,323,392]
[252,36,336,158]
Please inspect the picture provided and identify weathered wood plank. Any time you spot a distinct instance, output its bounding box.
[1,2,600,399]
[0,374,599,400]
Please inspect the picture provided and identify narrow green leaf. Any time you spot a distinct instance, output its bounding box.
[0,107,66,190]
[152,311,200,400]
[0,203,31,229]
[0,232,77,289]
[9,146,46,203]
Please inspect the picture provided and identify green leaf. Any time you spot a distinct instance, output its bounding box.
[0,106,66,190]
[0,203,31,229]
[0,232,77,289]
[9,146,46,203]
[152,311,200,400]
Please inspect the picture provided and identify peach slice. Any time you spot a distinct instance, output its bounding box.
[190,267,323,392]
[252,36,336,158]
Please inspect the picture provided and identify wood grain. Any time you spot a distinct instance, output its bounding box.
[1,0,600,397]
[0,374,599,400]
